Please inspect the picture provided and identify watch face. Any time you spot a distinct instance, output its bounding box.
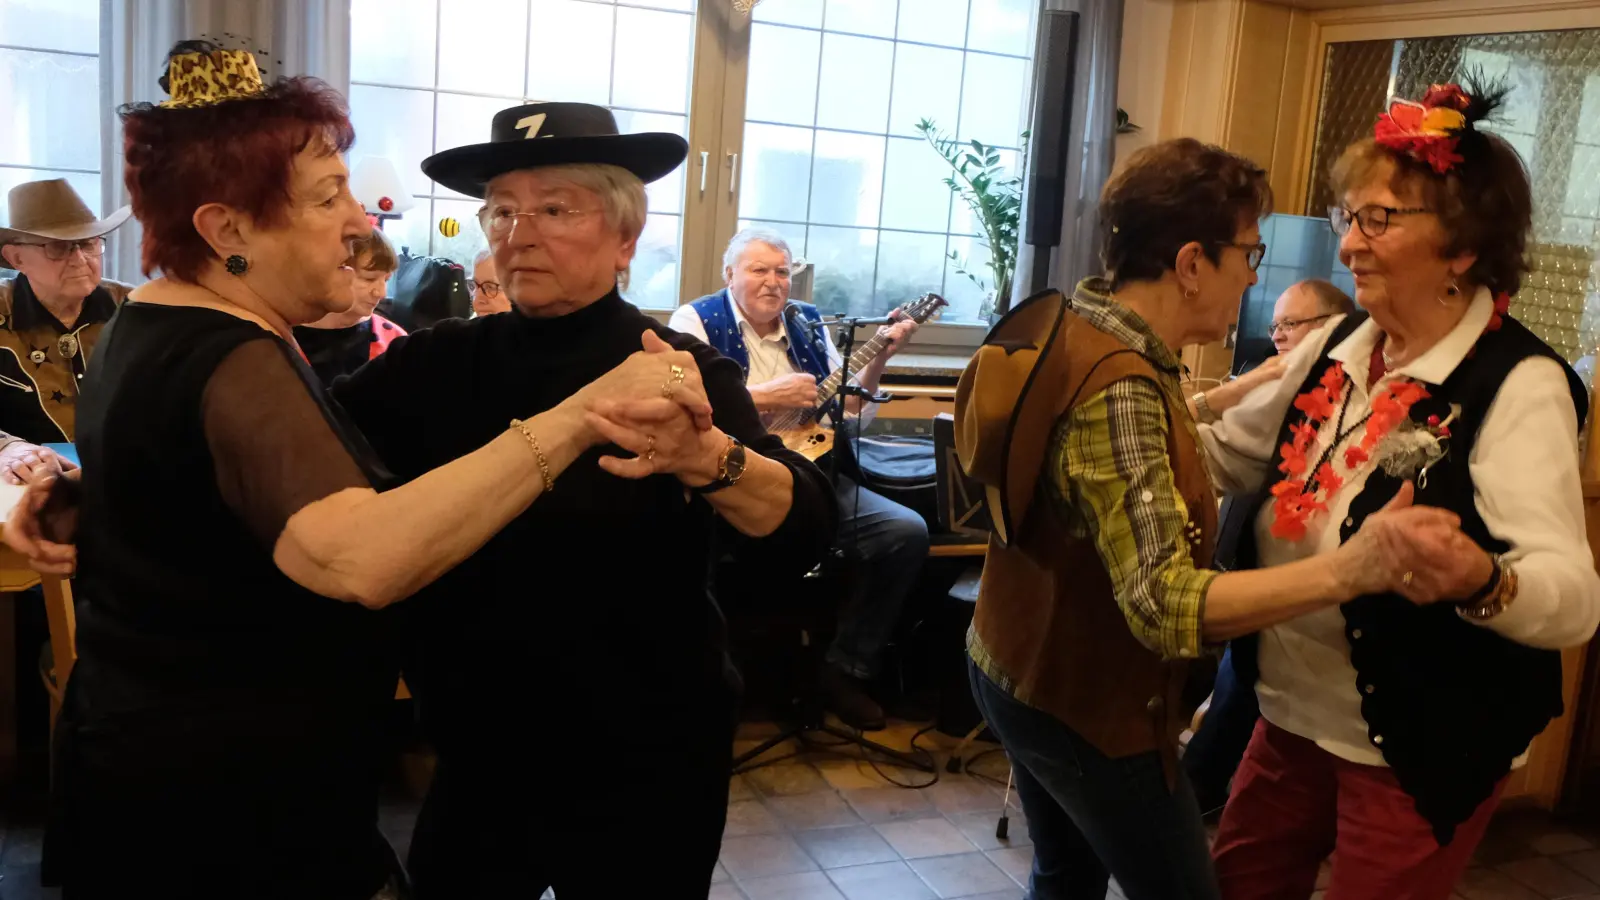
[724,442,747,482]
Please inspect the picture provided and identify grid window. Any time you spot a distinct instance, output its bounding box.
[738,0,1036,323]
[0,0,102,233]
[348,0,695,310]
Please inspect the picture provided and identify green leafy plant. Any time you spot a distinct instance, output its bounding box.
[1117,107,1141,134]
[915,118,1026,318]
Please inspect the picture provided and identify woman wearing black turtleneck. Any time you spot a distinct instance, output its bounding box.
[330,103,836,898]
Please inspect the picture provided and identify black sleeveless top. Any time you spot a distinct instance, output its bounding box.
[53,302,400,897]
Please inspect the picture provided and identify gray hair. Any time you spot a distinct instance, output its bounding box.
[723,228,793,272]
[481,162,647,289]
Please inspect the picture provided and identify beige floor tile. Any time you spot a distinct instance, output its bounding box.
[1494,857,1599,898]
[740,870,848,900]
[815,759,925,791]
[721,834,822,881]
[748,763,834,797]
[1454,867,1543,900]
[875,818,979,860]
[907,852,1016,898]
[767,791,865,830]
[944,810,1029,852]
[714,861,731,883]
[727,798,788,837]
[729,774,758,802]
[1562,850,1600,882]
[794,825,901,870]
[841,787,939,824]
[1529,830,1596,856]
[709,884,749,900]
[985,847,1033,887]
[826,861,938,900]
[923,776,1004,816]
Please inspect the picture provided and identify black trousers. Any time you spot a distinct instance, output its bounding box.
[408,702,735,898]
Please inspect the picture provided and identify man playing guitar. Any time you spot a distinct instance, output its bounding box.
[670,229,926,731]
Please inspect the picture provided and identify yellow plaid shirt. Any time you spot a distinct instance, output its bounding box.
[1044,285,1217,661]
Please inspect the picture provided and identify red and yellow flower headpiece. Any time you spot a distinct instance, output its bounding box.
[1373,83,1475,174]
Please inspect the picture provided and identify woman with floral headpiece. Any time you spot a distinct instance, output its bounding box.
[1199,79,1600,897]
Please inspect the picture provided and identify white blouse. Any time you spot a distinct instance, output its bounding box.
[1198,288,1600,765]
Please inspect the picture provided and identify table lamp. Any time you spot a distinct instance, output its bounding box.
[350,156,416,230]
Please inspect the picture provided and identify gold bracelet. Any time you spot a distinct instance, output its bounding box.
[1459,559,1519,621]
[509,418,555,493]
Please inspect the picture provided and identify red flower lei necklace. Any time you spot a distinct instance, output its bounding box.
[1269,362,1430,541]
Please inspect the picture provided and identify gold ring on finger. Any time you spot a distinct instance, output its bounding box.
[661,364,686,400]
[1402,570,1414,586]
[646,434,657,462]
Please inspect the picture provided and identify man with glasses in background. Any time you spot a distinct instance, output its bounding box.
[0,179,133,484]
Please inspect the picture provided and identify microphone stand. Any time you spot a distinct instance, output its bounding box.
[731,312,931,774]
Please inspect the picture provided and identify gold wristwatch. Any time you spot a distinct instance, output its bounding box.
[690,437,747,494]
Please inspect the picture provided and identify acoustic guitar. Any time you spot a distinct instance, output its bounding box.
[767,292,949,462]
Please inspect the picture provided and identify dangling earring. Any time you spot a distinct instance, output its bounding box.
[1440,277,1460,306]
[225,255,249,276]
[1183,285,1199,301]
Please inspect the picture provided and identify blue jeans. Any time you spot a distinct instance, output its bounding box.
[969,660,1220,900]
[824,477,929,679]
[1181,645,1259,815]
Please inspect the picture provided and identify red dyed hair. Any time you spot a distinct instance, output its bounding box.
[120,76,356,281]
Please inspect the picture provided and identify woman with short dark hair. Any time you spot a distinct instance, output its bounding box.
[957,137,1463,899]
[295,229,408,384]
[7,43,718,899]
[1206,80,1600,898]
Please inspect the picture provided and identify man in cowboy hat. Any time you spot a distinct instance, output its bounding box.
[0,178,133,483]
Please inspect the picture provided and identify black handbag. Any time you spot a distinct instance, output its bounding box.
[381,251,471,331]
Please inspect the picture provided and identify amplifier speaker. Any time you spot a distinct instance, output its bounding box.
[933,413,992,538]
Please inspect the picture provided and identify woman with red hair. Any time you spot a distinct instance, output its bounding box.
[6,41,714,899]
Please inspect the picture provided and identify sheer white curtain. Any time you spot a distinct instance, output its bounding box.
[99,0,351,283]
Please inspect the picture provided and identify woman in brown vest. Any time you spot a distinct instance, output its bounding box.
[956,138,1469,900]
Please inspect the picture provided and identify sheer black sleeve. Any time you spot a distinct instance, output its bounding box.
[202,338,375,550]
[660,324,838,577]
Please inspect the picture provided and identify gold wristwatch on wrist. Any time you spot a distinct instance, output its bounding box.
[1457,553,1518,621]
[689,436,747,494]
[1192,391,1218,425]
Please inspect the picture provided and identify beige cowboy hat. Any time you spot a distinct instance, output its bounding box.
[0,179,132,245]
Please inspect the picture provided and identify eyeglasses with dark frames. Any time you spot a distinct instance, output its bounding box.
[470,280,501,298]
[15,237,106,261]
[1268,314,1332,337]
[1328,205,1430,239]
[1213,241,1267,271]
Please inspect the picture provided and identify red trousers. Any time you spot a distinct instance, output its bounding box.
[1212,719,1505,900]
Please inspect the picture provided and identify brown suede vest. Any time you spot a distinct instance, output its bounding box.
[969,312,1217,770]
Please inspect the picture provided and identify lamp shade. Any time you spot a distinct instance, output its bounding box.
[349,156,417,216]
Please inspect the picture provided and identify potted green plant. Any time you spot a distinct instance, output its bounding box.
[915,118,1026,322]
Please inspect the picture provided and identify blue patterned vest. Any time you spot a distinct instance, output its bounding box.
[687,290,831,383]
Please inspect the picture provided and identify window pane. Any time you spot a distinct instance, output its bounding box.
[754,0,823,29]
[880,137,952,233]
[385,199,437,261]
[434,92,516,198]
[432,197,491,267]
[613,111,687,215]
[948,147,1018,236]
[612,8,691,113]
[966,0,1035,57]
[809,130,885,227]
[630,0,693,11]
[943,234,990,321]
[0,49,99,171]
[526,0,613,104]
[888,44,962,138]
[0,167,100,227]
[739,123,814,222]
[897,0,968,48]
[807,225,877,316]
[351,0,437,88]
[748,24,820,127]
[438,0,528,95]
[626,212,681,309]
[824,0,896,38]
[959,52,1029,145]
[348,85,436,197]
[816,34,893,133]
[875,230,946,307]
[0,0,97,54]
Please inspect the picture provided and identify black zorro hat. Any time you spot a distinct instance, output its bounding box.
[422,101,688,199]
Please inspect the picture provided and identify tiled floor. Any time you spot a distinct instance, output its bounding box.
[1,719,1598,899]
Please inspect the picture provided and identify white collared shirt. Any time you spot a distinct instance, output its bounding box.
[1198,287,1600,765]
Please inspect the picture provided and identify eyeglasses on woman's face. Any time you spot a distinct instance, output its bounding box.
[1328,204,1430,240]
[470,279,501,298]
[478,203,597,239]
[1214,241,1267,271]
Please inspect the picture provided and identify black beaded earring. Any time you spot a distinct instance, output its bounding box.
[225,255,249,276]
